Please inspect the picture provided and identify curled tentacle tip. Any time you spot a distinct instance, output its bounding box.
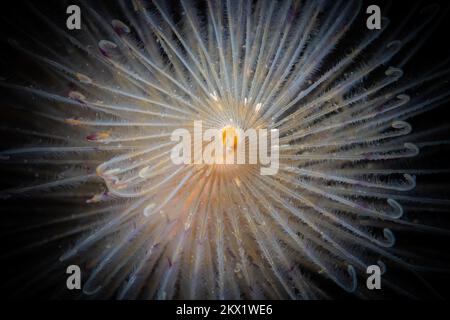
[383,228,396,247]
[75,73,93,84]
[101,168,121,176]
[99,40,118,50]
[83,285,102,296]
[112,19,131,35]
[392,120,410,129]
[86,131,111,142]
[138,166,152,178]
[387,198,404,219]
[68,91,87,104]
[403,173,417,190]
[64,118,82,126]
[86,134,98,142]
[143,203,156,217]
[59,249,77,262]
[385,66,403,78]
[98,40,118,58]
[392,121,412,136]
[396,94,410,106]
[377,260,387,275]
[345,265,357,293]
[386,40,402,53]
[404,142,420,156]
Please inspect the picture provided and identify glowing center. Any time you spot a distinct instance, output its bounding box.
[221,125,239,153]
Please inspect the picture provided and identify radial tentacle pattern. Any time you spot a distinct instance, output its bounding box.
[1,0,450,299]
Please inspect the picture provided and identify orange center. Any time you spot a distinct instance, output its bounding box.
[221,126,239,152]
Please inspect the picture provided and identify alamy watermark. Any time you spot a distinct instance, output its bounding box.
[170,121,279,176]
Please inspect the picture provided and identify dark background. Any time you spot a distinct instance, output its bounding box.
[0,0,450,302]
